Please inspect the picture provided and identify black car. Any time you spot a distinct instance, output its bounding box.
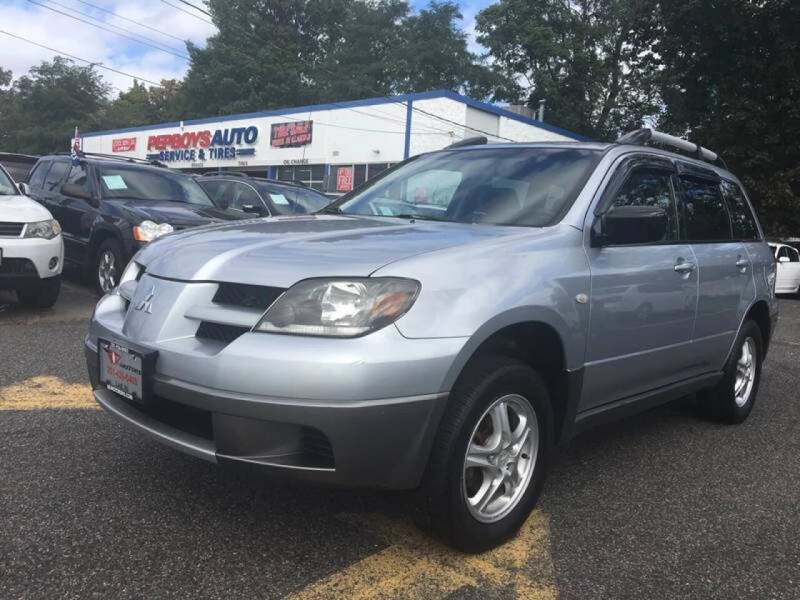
[24,154,245,294]
[197,173,330,217]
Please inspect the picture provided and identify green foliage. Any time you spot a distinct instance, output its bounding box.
[1,57,109,154]
[181,0,492,116]
[102,79,188,128]
[475,0,662,140]
[654,0,800,236]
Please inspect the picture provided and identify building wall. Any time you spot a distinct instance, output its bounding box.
[81,92,582,191]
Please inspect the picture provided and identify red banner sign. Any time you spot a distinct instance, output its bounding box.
[112,137,137,153]
[270,121,313,148]
[336,167,353,193]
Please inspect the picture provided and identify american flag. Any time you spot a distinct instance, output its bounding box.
[71,126,81,164]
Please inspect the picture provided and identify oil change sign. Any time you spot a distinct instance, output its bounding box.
[145,126,258,162]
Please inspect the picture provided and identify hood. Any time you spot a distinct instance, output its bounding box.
[119,200,244,227]
[0,194,55,222]
[136,214,522,287]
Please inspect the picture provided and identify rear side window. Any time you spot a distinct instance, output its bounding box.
[28,161,50,189]
[680,176,731,241]
[43,161,69,192]
[721,180,759,240]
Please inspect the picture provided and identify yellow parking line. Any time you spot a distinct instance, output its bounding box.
[287,510,556,600]
[0,375,97,410]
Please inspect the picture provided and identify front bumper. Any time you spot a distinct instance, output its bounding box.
[0,234,63,287]
[86,288,466,489]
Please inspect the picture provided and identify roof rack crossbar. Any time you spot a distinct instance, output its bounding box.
[617,128,726,168]
[445,136,488,149]
[66,150,169,168]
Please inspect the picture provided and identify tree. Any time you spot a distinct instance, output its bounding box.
[655,0,800,235]
[3,57,110,154]
[475,0,661,139]
[103,79,188,128]
[181,0,494,117]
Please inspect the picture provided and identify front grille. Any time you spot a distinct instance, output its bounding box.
[0,222,24,237]
[213,282,284,310]
[0,257,37,275]
[196,321,249,344]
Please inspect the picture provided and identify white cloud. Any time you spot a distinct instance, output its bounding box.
[0,0,216,94]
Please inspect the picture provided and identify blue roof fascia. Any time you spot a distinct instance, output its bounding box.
[82,89,588,141]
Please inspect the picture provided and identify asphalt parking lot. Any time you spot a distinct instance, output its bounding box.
[1,277,799,600]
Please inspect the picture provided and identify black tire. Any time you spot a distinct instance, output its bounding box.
[16,275,61,309]
[92,239,123,296]
[416,355,553,553]
[697,320,763,424]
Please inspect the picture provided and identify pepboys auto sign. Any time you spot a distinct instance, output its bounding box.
[145,125,258,163]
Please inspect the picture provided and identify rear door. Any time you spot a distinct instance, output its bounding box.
[582,155,698,409]
[677,166,753,372]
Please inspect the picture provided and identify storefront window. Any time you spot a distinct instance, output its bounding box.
[275,164,325,191]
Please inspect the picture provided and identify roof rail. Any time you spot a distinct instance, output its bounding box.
[55,150,169,168]
[202,171,249,178]
[445,136,488,150]
[617,128,726,168]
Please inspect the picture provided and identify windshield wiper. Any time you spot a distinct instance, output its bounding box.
[318,205,343,214]
[391,213,448,222]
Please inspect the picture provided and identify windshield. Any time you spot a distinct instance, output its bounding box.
[258,183,330,215]
[97,166,214,207]
[335,147,600,226]
[0,166,17,196]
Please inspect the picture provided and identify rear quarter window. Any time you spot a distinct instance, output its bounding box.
[721,180,760,240]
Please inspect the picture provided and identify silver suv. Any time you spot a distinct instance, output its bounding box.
[86,130,778,552]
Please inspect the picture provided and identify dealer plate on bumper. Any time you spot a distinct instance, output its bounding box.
[98,339,155,404]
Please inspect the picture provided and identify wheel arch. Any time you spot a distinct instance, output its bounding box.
[744,299,773,355]
[442,308,583,445]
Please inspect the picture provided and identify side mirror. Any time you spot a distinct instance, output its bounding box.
[778,255,790,263]
[242,203,266,216]
[592,205,669,247]
[17,182,29,195]
[61,182,92,201]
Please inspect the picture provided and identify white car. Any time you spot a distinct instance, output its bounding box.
[0,164,64,308]
[769,242,800,295]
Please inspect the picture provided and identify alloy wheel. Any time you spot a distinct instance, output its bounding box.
[734,337,756,408]
[97,249,117,293]
[462,394,538,523]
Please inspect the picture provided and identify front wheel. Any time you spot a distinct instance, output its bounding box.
[697,319,763,423]
[417,355,552,553]
[93,239,123,296]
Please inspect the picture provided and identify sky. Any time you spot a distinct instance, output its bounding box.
[0,0,493,95]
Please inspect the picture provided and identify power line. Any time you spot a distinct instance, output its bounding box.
[25,0,190,60]
[0,29,164,87]
[48,0,189,56]
[72,0,192,44]
[160,0,212,24]
[175,0,211,18]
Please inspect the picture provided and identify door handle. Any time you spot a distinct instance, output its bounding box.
[736,257,749,271]
[674,261,696,274]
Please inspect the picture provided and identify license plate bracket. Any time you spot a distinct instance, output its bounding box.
[98,338,157,405]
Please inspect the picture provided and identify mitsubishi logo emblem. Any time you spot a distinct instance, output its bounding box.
[135,285,156,314]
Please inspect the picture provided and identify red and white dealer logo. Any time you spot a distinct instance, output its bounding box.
[106,348,121,365]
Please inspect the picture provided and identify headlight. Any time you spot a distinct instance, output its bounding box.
[24,219,61,240]
[133,220,173,242]
[254,278,420,337]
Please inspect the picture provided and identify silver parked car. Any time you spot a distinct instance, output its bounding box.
[86,130,778,552]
